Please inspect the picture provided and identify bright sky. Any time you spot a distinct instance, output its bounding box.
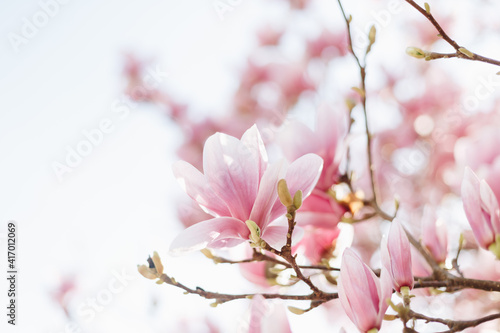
[1,0,500,332]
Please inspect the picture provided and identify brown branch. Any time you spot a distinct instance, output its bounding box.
[414,277,500,293]
[208,249,340,271]
[262,207,323,294]
[404,0,500,67]
[158,273,338,304]
[336,0,378,204]
[407,310,500,333]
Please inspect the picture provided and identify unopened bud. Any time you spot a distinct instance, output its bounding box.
[278,179,293,207]
[200,248,214,259]
[345,98,356,111]
[351,86,365,98]
[424,2,430,14]
[246,220,261,244]
[368,25,376,45]
[293,190,303,210]
[458,47,474,59]
[406,47,426,59]
[288,306,306,315]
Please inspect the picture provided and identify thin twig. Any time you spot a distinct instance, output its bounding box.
[404,0,500,67]
[158,273,338,304]
[408,310,500,333]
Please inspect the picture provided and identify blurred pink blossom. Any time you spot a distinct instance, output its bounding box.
[421,207,448,264]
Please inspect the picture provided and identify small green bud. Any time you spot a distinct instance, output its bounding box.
[458,47,474,59]
[246,220,261,244]
[200,248,214,259]
[424,2,430,14]
[293,190,303,210]
[368,25,376,45]
[288,306,306,315]
[488,235,500,259]
[406,47,426,59]
[277,179,293,207]
[351,86,365,97]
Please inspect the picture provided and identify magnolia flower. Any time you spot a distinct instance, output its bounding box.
[278,106,347,191]
[381,219,414,292]
[461,167,500,258]
[421,206,448,264]
[170,125,323,254]
[338,248,392,333]
[277,107,348,238]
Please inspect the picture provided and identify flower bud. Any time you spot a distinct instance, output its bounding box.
[462,167,500,258]
[277,179,293,207]
[382,219,414,292]
[293,190,303,210]
[406,47,427,59]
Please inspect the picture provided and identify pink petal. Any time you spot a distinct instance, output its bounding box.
[316,105,348,163]
[278,121,317,161]
[462,167,494,248]
[480,179,500,234]
[339,249,380,331]
[269,154,324,221]
[173,161,230,217]
[261,224,303,250]
[377,267,393,325]
[250,161,285,230]
[203,132,260,221]
[241,125,268,180]
[169,217,248,255]
[386,219,413,291]
[249,295,266,333]
[422,206,448,263]
[285,153,324,199]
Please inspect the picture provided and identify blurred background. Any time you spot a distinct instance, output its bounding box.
[1,0,500,332]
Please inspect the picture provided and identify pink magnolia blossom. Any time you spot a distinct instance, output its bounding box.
[292,225,340,264]
[338,248,392,333]
[279,106,347,191]
[421,206,448,264]
[382,219,414,292]
[278,106,348,235]
[461,167,500,256]
[170,125,323,254]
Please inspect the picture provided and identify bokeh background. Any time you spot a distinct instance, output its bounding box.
[2,0,500,332]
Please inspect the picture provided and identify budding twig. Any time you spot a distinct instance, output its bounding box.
[404,0,500,67]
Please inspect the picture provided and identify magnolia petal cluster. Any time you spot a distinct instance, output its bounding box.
[461,167,500,257]
[338,248,392,333]
[382,219,414,292]
[170,125,323,254]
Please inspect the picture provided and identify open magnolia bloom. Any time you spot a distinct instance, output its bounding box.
[169,125,323,254]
